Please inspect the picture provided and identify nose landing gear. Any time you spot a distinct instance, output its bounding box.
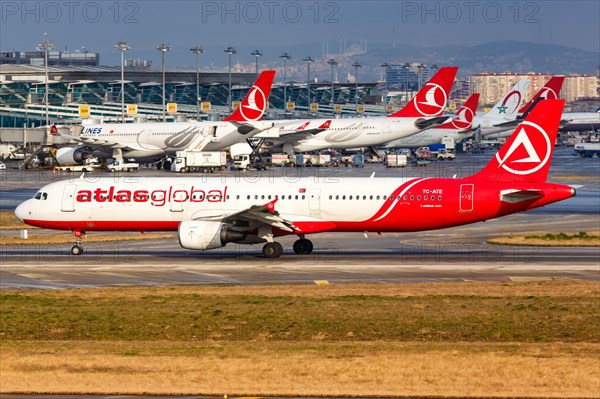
[71,230,85,255]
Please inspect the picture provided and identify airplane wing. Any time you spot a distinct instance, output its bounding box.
[194,199,299,232]
[500,189,544,203]
[276,129,326,143]
[54,132,162,151]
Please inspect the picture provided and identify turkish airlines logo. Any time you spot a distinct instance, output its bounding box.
[450,106,474,129]
[318,120,332,129]
[496,121,551,175]
[539,87,558,100]
[238,85,267,121]
[414,83,447,116]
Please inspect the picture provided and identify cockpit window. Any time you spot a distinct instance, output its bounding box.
[34,192,48,200]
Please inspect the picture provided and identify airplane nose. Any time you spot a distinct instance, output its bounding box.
[14,201,30,222]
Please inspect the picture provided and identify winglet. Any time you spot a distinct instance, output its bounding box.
[263,198,278,213]
[50,124,59,135]
[388,66,458,118]
[318,120,332,129]
[224,70,276,122]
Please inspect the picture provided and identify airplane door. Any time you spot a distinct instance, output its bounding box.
[382,120,391,134]
[170,184,185,212]
[61,184,77,212]
[459,184,474,212]
[308,189,321,215]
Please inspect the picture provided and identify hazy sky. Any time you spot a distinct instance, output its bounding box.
[1,0,598,66]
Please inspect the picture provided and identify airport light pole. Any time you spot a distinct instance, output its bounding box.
[115,41,130,123]
[352,61,362,114]
[327,59,337,115]
[417,63,424,90]
[37,34,54,130]
[157,43,171,122]
[224,47,236,114]
[251,49,262,78]
[380,62,390,115]
[190,46,203,120]
[280,52,291,115]
[303,56,314,111]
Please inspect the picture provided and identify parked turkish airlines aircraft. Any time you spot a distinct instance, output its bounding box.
[474,79,530,137]
[16,100,573,258]
[262,67,458,153]
[518,76,564,114]
[54,70,277,164]
[488,76,597,138]
[384,93,480,149]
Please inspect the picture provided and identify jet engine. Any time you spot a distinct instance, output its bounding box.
[178,220,245,250]
[55,147,92,165]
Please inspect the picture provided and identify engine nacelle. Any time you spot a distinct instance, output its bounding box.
[55,147,92,165]
[178,220,245,250]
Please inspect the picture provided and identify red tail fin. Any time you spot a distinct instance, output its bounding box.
[433,93,479,130]
[389,66,458,118]
[224,70,276,122]
[477,99,565,183]
[518,76,564,114]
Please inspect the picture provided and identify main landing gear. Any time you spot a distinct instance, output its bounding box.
[261,237,314,259]
[71,230,85,255]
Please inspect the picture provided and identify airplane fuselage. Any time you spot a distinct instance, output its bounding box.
[79,121,273,160]
[16,176,573,235]
[269,117,436,153]
[384,128,473,149]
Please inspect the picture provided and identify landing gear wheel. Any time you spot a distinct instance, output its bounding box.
[293,238,313,255]
[262,242,284,258]
[71,245,83,256]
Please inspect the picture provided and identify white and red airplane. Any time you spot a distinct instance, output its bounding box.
[384,93,480,149]
[261,66,458,153]
[53,70,277,164]
[15,100,574,258]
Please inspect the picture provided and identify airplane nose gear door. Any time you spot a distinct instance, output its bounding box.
[459,184,474,212]
[61,184,77,212]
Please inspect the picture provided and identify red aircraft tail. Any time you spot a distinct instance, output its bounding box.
[518,76,564,114]
[389,66,458,118]
[433,93,479,130]
[224,70,276,122]
[477,99,565,183]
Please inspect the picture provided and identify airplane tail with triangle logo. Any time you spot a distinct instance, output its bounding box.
[388,66,458,118]
[476,99,564,183]
[224,70,276,122]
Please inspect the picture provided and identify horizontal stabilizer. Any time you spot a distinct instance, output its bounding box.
[500,189,544,203]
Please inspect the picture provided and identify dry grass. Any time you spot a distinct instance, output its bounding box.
[1,341,599,397]
[2,282,599,397]
[0,210,34,230]
[8,280,599,299]
[489,232,600,247]
[0,232,176,246]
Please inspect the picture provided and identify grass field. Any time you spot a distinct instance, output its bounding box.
[1,281,599,397]
[489,232,600,247]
